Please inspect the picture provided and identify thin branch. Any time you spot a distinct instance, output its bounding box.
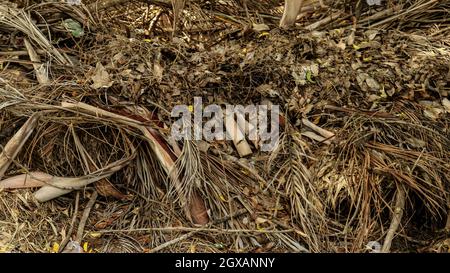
[75,191,99,242]
[59,192,80,253]
[147,208,249,253]
[382,185,406,253]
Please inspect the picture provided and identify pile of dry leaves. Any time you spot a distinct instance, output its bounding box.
[0,0,449,253]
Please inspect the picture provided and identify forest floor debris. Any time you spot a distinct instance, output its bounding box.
[0,0,449,253]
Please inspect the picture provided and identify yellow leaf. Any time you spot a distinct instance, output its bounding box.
[257,32,270,38]
[363,56,372,62]
[218,194,226,202]
[188,105,194,112]
[143,39,152,43]
[52,242,60,253]
[353,44,361,51]
[83,242,89,252]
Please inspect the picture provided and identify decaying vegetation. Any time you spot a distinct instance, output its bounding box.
[0,0,449,253]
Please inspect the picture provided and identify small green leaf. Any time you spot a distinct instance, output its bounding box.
[63,19,84,38]
[306,70,315,83]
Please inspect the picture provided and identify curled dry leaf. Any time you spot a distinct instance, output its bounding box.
[90,62,114,89]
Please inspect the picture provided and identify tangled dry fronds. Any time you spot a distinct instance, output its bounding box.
[0,0,449,253]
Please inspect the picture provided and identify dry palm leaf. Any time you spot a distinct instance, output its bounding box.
[0,114,40,180]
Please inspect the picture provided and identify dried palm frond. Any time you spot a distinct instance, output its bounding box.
[315,102,450,250]
[269,131,328,252]
[168,140,209,225]
[0,5,71,65]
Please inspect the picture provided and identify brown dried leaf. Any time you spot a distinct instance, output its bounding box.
[90,62,113,89]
